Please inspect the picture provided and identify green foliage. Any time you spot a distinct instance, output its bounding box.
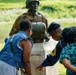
[0,0,76,18]
[0,0,25,9]
[0,0,25,3]
[0,3,25,9]
[38,1,76,18]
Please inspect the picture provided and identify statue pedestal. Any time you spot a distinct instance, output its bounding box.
[30,39,58,75]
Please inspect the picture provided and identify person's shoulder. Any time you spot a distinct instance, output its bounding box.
[37,12,47,19]
[15,12,27,20]
[37,12,45,16]
[21,39,32,47]
[23,11,28,15]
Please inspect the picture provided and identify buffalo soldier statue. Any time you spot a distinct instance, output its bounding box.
[9,0,49,43]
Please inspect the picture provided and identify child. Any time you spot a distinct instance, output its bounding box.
[60,26,76,75]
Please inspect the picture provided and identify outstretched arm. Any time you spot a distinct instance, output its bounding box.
[36,41,62,71]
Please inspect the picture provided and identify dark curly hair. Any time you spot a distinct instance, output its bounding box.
[20,19,32,31]
[62,26,76,44]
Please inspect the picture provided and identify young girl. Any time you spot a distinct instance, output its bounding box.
[60,26,76,75]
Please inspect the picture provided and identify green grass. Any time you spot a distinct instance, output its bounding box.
[0,3,25,9]
[58,62,66,75]
[48,18,76,28]
[0,22,13,43]
[0,44,4,51]
[0,10,23,22]
[0,0,76,18]
[0,0,25,9]
[39,1,76,18]
[0,0,25,2]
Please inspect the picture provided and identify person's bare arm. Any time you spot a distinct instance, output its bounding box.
[20,39,32,75]
[62,58,76,72]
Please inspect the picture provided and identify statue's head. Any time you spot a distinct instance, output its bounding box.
[26,0,39,8]
[26,0,39,13]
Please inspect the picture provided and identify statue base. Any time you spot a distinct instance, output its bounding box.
[30,39,58,75]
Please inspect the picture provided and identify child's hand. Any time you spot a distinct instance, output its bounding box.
[21,68,25,73]
[36,65,45,71]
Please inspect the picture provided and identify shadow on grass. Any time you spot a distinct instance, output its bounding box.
[0,0,25,3]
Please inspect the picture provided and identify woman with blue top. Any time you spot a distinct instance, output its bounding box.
[0,19,33,75]
[60,26,76,75]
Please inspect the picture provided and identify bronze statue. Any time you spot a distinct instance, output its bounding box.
[9,0,49,43]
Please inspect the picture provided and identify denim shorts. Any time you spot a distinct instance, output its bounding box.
[0,60,16,75]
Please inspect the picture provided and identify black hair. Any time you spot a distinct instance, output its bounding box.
[20,19,32,31]
[62,26,76,44]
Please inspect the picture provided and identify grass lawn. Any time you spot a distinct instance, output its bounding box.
[0,44,4,51]
[0,0,76,18]
[58,62,66,75]
[0,22,13,43]
[0,2,25,9]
